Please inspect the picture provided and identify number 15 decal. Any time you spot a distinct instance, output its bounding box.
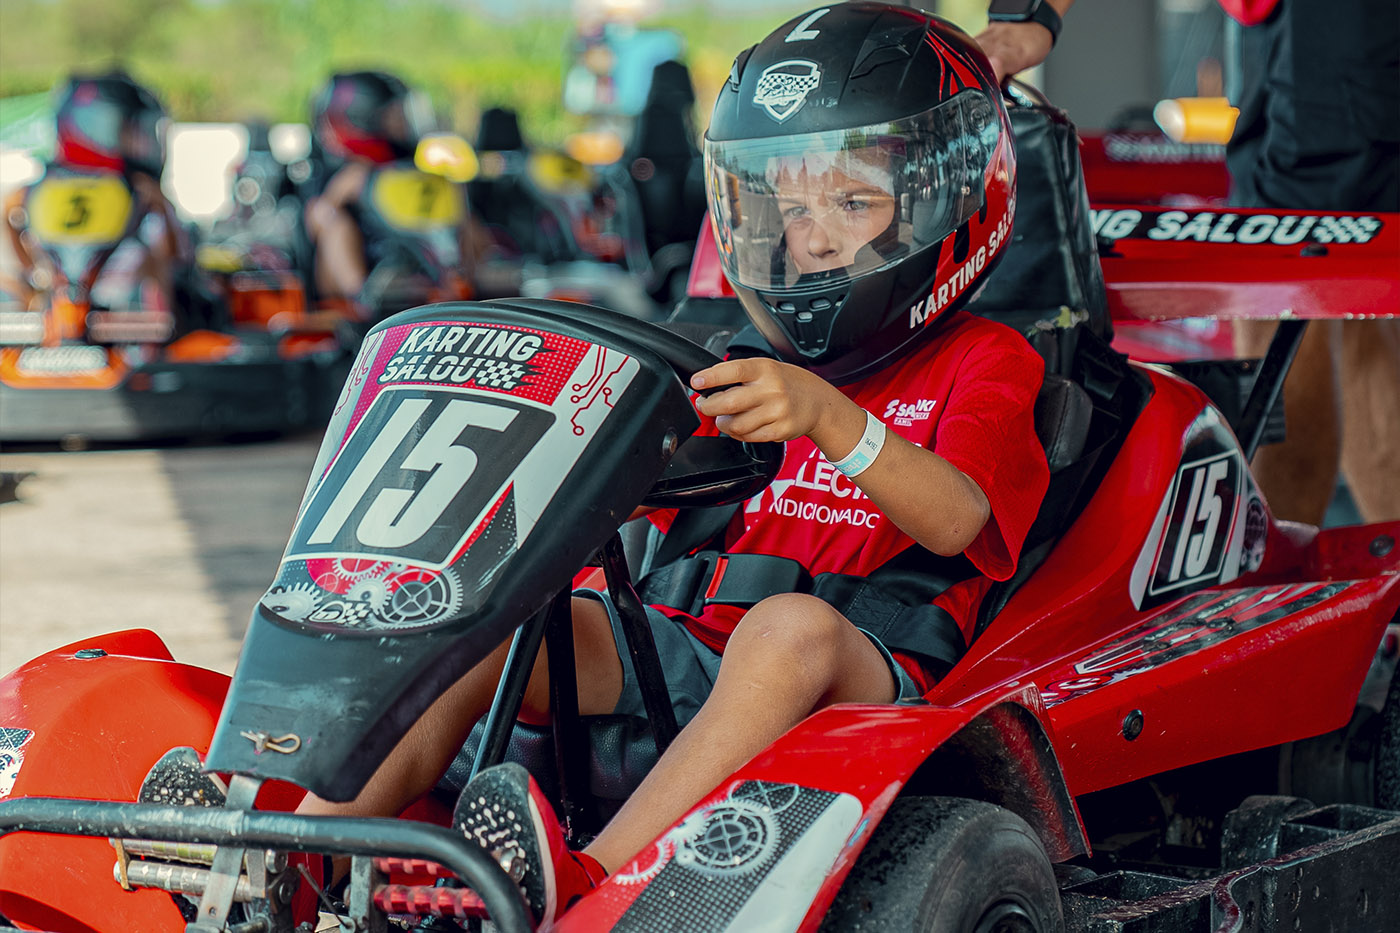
[1148,451,1241,598]
[289,388,553,567]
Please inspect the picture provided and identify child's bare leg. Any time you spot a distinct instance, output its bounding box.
[583,593,896,871]
[298,596,623,819]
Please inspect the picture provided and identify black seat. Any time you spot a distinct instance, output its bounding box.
[467,107,574,264]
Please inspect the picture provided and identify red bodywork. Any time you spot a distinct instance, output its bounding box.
[2,146,1398,932]
[1077,130,1229,208]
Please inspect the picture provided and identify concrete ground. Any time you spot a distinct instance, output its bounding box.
[0,433,322,677]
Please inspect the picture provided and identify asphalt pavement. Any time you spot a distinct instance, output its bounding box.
[0,433,323,677]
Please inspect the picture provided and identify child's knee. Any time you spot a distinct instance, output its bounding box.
[736,593,848,661]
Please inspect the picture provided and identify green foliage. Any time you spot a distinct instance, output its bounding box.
[0,0,787,145]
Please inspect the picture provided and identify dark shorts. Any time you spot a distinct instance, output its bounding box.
[575,589,925,729]
[1228,0,1399,211]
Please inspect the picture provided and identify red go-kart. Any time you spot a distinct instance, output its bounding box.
[1,88,1397,933]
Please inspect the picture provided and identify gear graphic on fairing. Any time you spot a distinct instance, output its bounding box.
[333,557,391,583]
[377,568,463,627]
[259,582,323,622]
[731,780,800,815]
[673,801,776,875]
[347,577,390,611]
[610,838,675,885]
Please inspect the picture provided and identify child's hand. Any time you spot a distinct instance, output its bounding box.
[690,357,844,443]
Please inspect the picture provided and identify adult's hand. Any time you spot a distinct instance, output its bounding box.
[974,1,1073,84]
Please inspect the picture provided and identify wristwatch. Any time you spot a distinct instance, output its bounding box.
[987,0,1063,47]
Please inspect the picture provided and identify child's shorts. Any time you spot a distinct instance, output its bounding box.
[575,588,925,731]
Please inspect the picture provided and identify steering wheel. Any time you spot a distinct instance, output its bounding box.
[486,298,785,510]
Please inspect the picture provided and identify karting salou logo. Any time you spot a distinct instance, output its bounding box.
[909,208,1013,329]
[1091,208,1383,245]
[288,386,552,569]
[378,323,546,391]
[752,60,822,122]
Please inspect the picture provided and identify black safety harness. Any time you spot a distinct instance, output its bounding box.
[637,547,975,676]
[635,323,975,677]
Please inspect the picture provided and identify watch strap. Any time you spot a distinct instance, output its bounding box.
[989,1,1062,47]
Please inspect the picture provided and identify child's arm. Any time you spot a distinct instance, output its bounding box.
[691,356,990,556]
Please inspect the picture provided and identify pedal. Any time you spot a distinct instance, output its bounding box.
[374,883,486,920]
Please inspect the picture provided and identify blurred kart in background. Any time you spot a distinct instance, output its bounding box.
[0,162,347,444]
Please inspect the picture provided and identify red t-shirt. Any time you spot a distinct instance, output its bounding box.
[654,311,1050,692]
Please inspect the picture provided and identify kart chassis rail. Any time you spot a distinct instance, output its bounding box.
[0,797,533,933]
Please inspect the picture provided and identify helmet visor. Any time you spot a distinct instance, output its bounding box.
[703,90,999,293]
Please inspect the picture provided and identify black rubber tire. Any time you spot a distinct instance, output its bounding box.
[1377,665,1400,810]
[821,796,1064,933]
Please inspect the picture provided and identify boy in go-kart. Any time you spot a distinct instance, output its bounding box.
[302,5,1050,926]
[305,70,486,321]
[3,71,186,315]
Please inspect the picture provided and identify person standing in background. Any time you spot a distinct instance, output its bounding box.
[976,0,1400,524]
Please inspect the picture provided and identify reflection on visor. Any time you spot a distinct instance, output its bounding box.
[704,90,999,293]
[770,148,898,280]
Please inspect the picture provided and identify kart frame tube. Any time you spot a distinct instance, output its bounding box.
[1237,318,1306,460]
[0,798,533,933]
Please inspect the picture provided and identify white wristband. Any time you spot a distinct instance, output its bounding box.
[831,409,886,478]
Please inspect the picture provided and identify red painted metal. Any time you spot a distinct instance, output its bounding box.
[1097,206,1400,323]
[1078,131,1229,207]
[0,632,227,933]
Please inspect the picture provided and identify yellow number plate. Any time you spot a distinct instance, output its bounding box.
[370,169,462,231]
[28,175,133,245]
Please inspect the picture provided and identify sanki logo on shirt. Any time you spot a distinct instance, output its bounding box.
[884,398,937,426]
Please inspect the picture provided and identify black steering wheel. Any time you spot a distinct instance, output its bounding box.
[485,299,785,510]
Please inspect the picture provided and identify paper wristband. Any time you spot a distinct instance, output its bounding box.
[831,409,887,478]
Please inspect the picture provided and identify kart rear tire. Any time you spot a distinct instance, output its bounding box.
[1377,664,1400,810]
[820,796,1064,933]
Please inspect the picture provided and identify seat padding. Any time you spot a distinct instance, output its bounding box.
[1035,374,1094,473]
[964,93,1110,341]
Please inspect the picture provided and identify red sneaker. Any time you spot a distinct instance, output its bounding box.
[454,763,606,927]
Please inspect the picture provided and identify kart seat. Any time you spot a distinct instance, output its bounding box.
[961,83,1112,364]
[468,108,574,265]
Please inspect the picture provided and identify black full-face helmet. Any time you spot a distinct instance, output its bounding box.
[53,71,168,179]
[703,2,1017,384]
[311,70,435,164]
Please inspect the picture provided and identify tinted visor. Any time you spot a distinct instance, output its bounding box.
[66,99,125,160]
[703,90,998,293]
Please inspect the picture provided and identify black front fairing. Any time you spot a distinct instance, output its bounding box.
[206,299,705,800]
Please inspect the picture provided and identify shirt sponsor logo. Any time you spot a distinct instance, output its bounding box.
[884,397,937,426]
[1091,208,1383,245]
[378,324,545,390]
[745,450,879,528]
